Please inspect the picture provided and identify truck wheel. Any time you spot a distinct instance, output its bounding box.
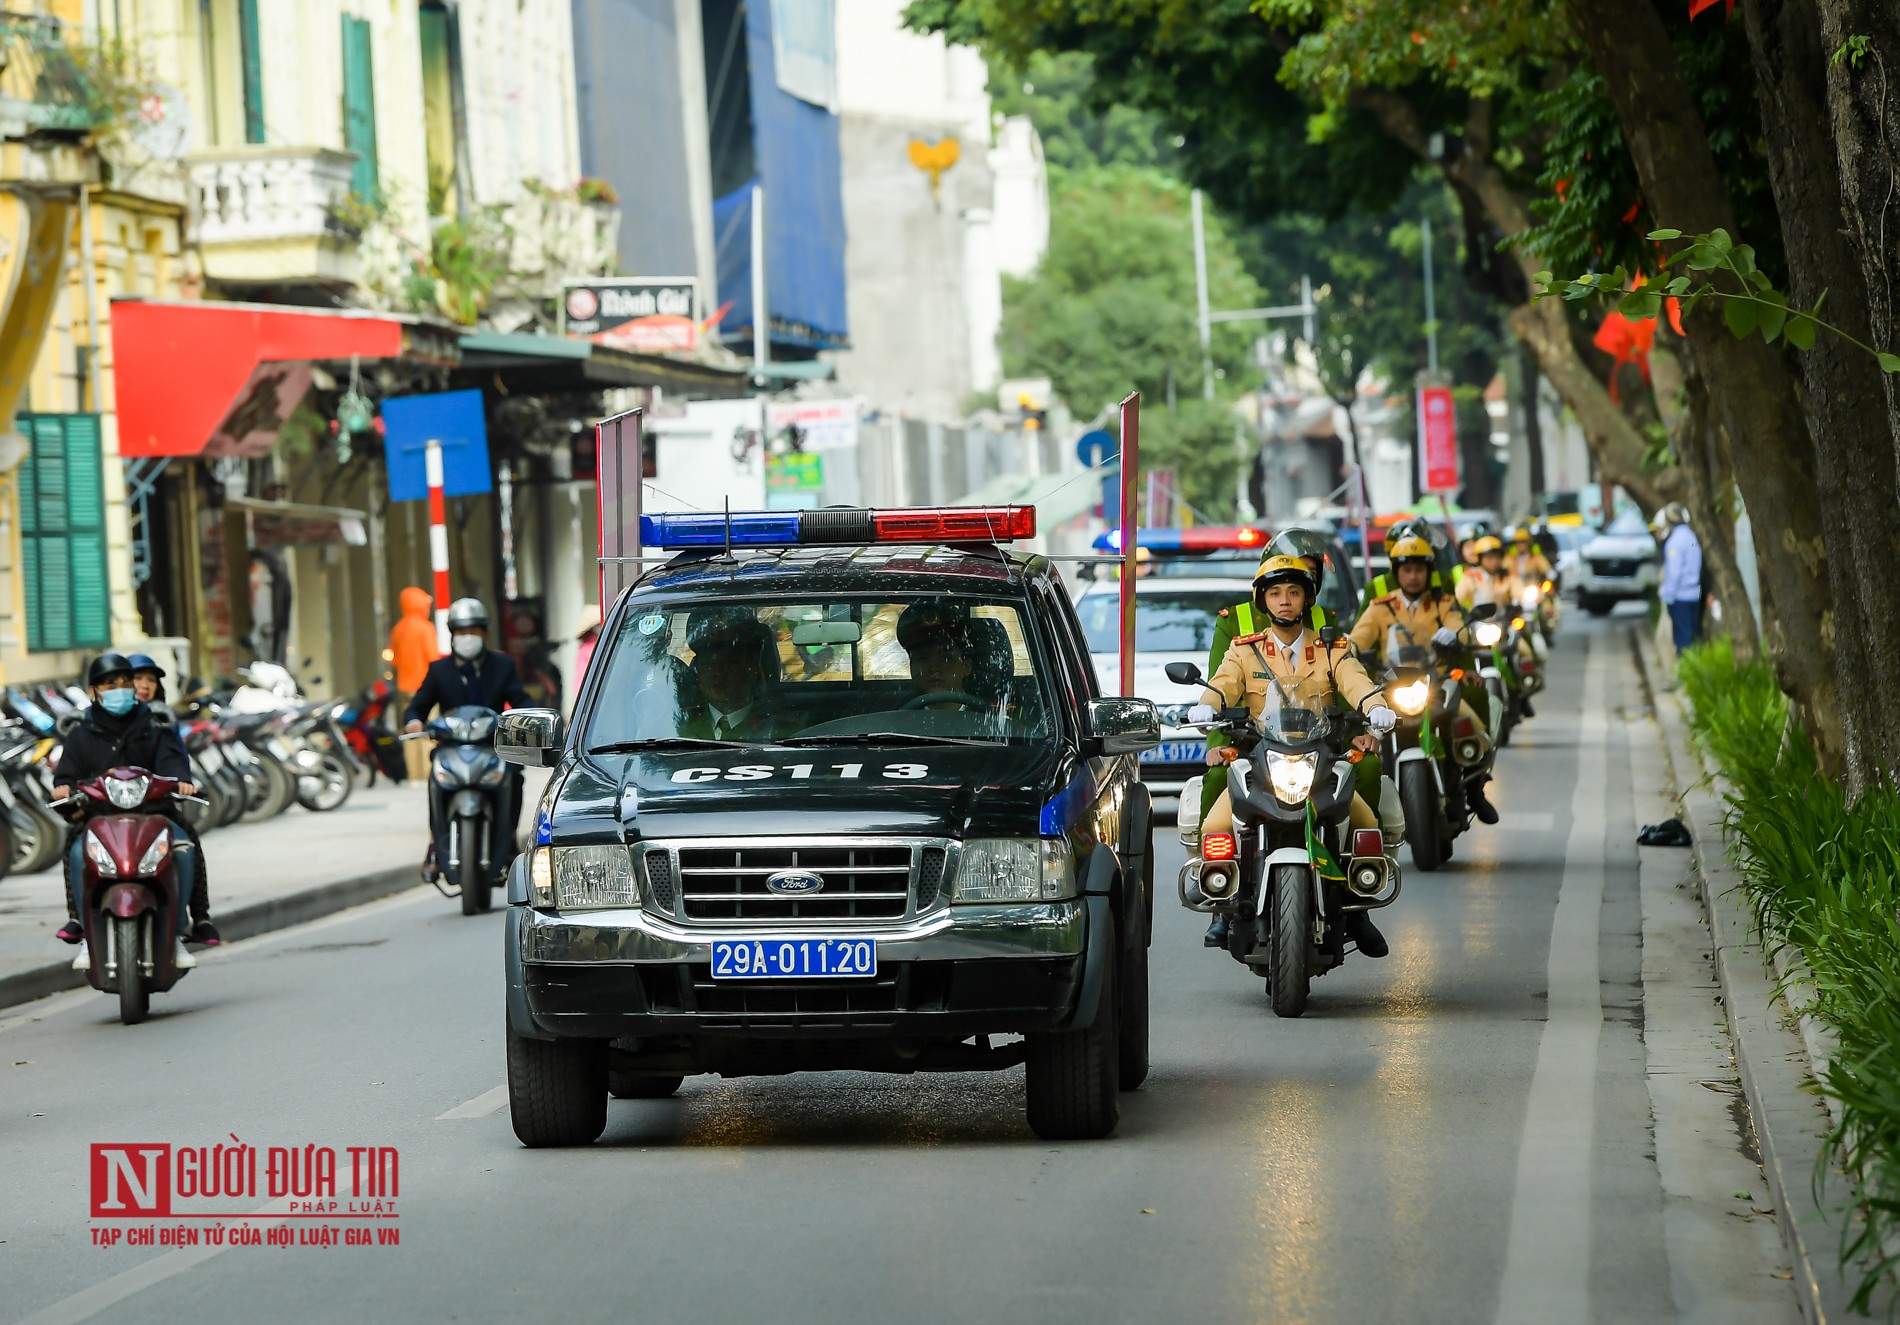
[1401,764,1441,874]
[1117,905,1150,1091]
[507,1029,607,1147]
[609,1070,684,1099]
[1268,864,1311,1019]
[116,915,148,1025]
[1025,925,1120,1139]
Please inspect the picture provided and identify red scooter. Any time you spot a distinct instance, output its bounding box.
[56,767,198,1024]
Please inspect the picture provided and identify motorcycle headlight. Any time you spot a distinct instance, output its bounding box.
[1520,585,1541,608]
[1389,678,1431,716]
[1266,751,1319,805]
[105,774,149,809]
[1473,621,1503,648]
[137,834,170,876]
[952,838,1073,903]
[543,845,639,909]
[85,829,117,877]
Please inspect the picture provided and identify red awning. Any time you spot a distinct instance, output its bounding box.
[111,300,460,459]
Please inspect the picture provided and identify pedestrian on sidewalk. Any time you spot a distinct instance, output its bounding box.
[389,587,441,782]
[1656,504,1704,653]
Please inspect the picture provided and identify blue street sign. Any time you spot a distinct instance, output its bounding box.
[1076,428,1118,469]
[1101,473,1120,526]
[384,390,491,501]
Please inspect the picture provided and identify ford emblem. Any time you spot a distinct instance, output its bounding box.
[765,869,825,896]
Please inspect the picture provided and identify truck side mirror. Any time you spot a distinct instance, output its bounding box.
[1082,697,1161,756]
[496,708,566,767]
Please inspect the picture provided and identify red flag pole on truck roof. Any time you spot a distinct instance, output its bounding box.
[1118,391,1140,697]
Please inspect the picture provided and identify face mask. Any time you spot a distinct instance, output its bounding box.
[99,688,137,716]
[451,634,483,660]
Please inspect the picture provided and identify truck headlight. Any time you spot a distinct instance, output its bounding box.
[952,838,1073,903]
[1266,751,1319,805]
[1473,621,1503,648]
[1388,678,1431,716]
[536,845,639,909]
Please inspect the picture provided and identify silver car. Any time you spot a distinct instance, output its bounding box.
[1576,508,1659,615]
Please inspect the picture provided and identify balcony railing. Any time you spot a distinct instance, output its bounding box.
[187,147,358,246]
[0,10,93,136]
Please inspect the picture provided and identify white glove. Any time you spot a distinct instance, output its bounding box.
[1367,705,1398,734]
[1432,627,1459,649]
[1187,704,1216,726]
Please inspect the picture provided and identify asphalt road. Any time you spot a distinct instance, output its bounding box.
[0,614,1798,1324]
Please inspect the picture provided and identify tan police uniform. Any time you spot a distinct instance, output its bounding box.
[1349,589,1464,657]
[1455,565,1521,611]
[1200,627,1381,839]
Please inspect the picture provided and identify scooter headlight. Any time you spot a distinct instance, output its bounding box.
[1389,678,1431,716]
[105,774,149,809]
[136,834,170,877]
[85,829,117,877]
[1473,621,1504,648]
[1266,751,1319,805]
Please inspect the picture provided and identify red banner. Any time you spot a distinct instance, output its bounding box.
[1417,384,1460,493]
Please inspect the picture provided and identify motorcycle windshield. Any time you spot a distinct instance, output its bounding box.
[1256,706,1327,750]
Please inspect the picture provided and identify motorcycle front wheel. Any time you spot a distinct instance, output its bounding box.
[1401,763,1443,873]
[295,752,354,812]
[1268,864,1312,1018]
[455,817,490,915]
[115,915,148,1025]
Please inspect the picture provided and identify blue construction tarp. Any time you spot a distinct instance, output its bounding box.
[712,0,848,351]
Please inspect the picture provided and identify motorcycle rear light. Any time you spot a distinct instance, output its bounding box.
[1519,657,1536,675]
[1454,718,1477,738]
[1351,828,1384,860]
[1202,832,1236,862]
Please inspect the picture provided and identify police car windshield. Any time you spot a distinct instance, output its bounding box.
[1076,590,1238,654]
[584,598,1053,749]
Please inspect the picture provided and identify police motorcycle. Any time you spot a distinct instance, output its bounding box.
[409,706,508,915]
[1165,649,1400,1018]
[1464,605,1524,748]
[1376,605,1499,872]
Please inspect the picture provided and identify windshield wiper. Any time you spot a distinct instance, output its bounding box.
[589,737,747,753]
[778,732,992,747]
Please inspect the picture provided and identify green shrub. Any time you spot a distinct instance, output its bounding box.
[1677,640,1900,1308]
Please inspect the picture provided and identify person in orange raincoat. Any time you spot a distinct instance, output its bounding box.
[390,587,441,781]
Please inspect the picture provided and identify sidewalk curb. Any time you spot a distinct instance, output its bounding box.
[1630,626,1867,1323]
[0,864,419,1013]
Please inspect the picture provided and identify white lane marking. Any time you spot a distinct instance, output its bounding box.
[1505,811,1558,832]
[437,1084,508,1120]
[1493,637,1608,1325]
[11,1198,298,1325]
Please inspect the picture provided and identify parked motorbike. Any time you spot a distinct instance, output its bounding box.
[1377,603,1499,873]
[413,706,508,915]
[1166,655,1400,1018]
[338,681,406,785]
[53,767,203,1025]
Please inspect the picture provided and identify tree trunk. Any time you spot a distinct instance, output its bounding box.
[1651,338,1760,659]
[1353,89,1690,518]
[1570,0,1844,774]
[1519,342,1547,500]
[1748,0,1900,792]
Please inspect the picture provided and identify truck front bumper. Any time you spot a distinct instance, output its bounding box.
[507,899,1097,1041]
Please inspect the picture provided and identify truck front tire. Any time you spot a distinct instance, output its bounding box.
[1025,927,1121,1140]
[507,1028,607,1147]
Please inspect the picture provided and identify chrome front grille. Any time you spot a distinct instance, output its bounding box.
[654,838,945,924]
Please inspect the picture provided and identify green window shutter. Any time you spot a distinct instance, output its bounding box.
[341,15,379,202]
[15,413,108,652]
[239,0,265,145]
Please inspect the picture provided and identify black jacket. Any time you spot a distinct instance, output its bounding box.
[54,702,192,785]
[403,651,532,725]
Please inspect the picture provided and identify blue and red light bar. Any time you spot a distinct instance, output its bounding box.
[641,504,1037,549]
[1091,525,1266,553]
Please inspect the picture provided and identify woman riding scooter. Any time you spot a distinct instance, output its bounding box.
[52,653,208,965]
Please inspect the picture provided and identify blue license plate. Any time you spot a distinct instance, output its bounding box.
[1140,739,1206,765]
[709,937,878,980]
